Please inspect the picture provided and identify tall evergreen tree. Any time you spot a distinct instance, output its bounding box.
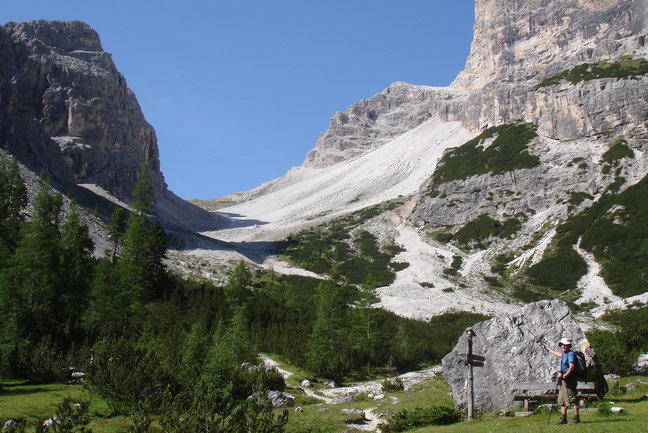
[306,280,350,379]
[107,206,127,263]
[0,154,28,374]
[12,182,64,338]
[224,261,253,308]
[60,205,94,337]
[0,155,27,260]
[118,163,166,302]
[131,161,155,215]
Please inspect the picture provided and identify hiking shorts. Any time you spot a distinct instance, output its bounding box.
[558,377,578,406]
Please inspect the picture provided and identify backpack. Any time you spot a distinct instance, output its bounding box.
[573,350,588,382]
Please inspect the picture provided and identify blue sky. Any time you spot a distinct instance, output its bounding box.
[3,1,475,200]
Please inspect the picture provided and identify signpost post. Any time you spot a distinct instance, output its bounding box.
[465,328,485,420]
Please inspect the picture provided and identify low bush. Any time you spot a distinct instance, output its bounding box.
[601,136,634,165]
[231,364,286,400]
[381,377,405,393]
[430,122,539,186]
[381,405,462,432]
[534,57,648,89]
[453,214,524,248]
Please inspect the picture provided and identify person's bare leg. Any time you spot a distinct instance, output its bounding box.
[570,405,580,424]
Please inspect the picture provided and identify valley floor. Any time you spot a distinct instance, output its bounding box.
[2,358,647,433]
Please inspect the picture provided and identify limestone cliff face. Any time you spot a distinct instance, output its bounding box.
[303,82,467,168]
[0,20,164,201]
[304,0,648,169]
[454,0,648,138]
[453,0,647,91]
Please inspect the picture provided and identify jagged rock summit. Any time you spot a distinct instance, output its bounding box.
[0,20,216,231]
[304,0,648,169]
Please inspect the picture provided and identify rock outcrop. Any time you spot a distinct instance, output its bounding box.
[442,300,588,413]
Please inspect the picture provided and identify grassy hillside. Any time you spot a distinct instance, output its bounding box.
[428,122,539,189]
[528,172,648,298]
[284,199,408,286]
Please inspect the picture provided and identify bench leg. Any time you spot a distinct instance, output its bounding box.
[524,399,529,412]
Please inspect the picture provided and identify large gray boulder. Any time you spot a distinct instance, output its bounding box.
[442,300,587,413]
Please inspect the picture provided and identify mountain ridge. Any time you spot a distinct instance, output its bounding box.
[196,0,648,320]
[2,1,648,321]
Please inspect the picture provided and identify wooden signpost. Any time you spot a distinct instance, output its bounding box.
[465,327,485,420]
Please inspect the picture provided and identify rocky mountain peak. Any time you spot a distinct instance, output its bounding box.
[0,20,216,232]
[0,20,163,201]
[303,82,465,168]
[4,20,103,53]
[452,0,647,91]
[302,0,647,170]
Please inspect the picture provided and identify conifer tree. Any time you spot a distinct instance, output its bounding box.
[131,161,155,215]
[107,206,127,263]
[60,205,94,336]
[0,155,27,260]
[118,163,166,302]
[306,280,349,379]
[224,261,253,308]
[12,182,64,337]
[0,154,28,374]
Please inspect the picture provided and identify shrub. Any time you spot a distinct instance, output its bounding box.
[601,136,634,165]
[36,397,92,433]
[283,200,407,286]
[586,329,637,375]
[1,420,25,433]
[453,214,523,248]
[381,406,462,432]
[381,377,405,393]
[431,122,539,186]
[533,57,648,89]
[23,336,67,384]
[527,243,587,291]
[231,364,286,400]
[597,401,613,417]
[607,380,627,397]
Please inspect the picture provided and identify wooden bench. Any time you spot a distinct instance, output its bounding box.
[512,381,598,411]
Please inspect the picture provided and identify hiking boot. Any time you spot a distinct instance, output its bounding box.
[570,416,581,424]
[554,416,567,425]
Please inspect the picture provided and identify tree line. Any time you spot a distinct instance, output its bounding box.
[0,153,488,429]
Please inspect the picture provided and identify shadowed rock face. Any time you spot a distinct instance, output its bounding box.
[442,300,587,413]
[0,20,164,201]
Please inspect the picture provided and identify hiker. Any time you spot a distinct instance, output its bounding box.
[547,338,580,424]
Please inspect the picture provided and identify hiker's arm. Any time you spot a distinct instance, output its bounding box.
[561,362,575,380]
[546,347,561,357]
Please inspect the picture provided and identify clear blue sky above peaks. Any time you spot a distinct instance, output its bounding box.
[3,1,476,200]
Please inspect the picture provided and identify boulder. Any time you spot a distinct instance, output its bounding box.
[634,353,648,375]
[336,395,356,404]
[267,391,295,408]
[442,300,595,413]
[3,420,18,430]
[605,374,620,382]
